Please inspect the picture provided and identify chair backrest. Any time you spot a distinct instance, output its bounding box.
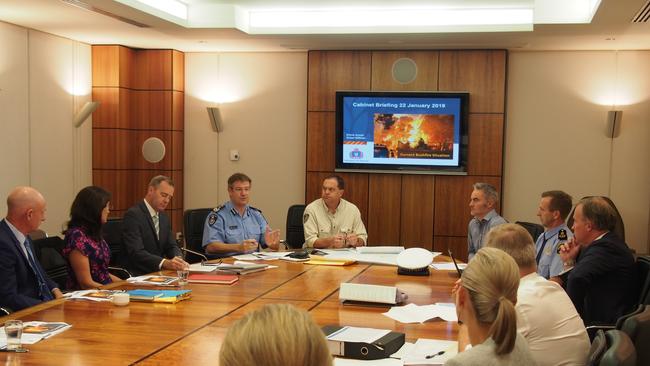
[636,256,650,305]
[567,196,626,243]
[515,221,544,242]
[183,208,212,263]
[102,218,124,267]
[600,330,637,366]
[588,329,608,366]
[32,236,68,290]
[285,204,306,249]
[619,305,650,366]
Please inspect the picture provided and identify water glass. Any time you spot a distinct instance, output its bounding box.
[177,268,189,285]
[4,320,23,351]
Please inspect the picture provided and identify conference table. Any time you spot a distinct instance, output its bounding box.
[0,256,460,365]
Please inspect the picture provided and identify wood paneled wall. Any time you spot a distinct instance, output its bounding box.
[92,45,184,232]
[306,50,506,260]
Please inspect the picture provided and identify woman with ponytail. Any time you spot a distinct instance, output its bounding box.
[445,247,537,365]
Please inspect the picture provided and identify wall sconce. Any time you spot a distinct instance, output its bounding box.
[207,107,224,132]
[73,101,100,128]
[605,110,623,138]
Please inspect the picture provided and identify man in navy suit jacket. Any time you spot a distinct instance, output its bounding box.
[0,187,63,311]
[122,176,187,276]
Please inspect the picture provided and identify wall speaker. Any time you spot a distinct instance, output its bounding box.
[606,110,623,138]
[392,58,418,84]
[73,101,100,128]
[207,107,224,132]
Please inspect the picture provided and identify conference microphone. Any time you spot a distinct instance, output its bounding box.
[179,247,209,264]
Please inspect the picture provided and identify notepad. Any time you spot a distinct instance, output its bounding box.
[339,283,404,305]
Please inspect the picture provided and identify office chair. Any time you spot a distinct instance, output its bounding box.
[102,218,124,267]
[588,329,636,366]
[515,221,544,242]
[285,204,306,249]
[32,236,68,290]
[619,305,650,366]
[636,256,650,305]
[183,208,213,263]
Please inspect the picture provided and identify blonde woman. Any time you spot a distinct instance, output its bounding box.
[445,247,536,366]
[220,304,332,366]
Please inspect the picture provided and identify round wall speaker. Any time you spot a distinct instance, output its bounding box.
[142,137,166,163]
[392,58,418,84]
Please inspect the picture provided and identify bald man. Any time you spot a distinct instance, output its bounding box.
[0,187,63,311]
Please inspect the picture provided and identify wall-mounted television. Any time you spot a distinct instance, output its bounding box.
[335,91,469,175]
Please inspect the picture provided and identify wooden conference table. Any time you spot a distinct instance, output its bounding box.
[0,257,460,365]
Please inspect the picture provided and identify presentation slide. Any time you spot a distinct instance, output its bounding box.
[341,96,462,167]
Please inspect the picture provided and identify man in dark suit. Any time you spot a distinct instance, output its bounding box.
[122,176,188,276]
[0,187,63,311]
[560,196,637,325]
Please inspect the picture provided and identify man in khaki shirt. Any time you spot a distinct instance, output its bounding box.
[303,175,367,248]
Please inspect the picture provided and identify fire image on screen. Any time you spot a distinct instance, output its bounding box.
[373,113,455,160]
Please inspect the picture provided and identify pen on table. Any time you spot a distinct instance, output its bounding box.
[425,350,445,359]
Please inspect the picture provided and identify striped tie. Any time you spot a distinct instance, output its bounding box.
[152,213,160,239]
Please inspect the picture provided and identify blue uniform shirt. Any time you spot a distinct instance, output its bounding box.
[201,201,269,258]
[535,224,572,279]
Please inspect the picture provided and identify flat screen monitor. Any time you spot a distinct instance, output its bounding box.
[335,91,469,175]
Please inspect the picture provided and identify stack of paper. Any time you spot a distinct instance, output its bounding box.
[0,322,71,346]
[65,289,124,302]
[127,289,192,303]
[188,262,220,273]
[127,275,179,286]
[383,303,458,323]
[233,251,293,261]
[216,261,276,275]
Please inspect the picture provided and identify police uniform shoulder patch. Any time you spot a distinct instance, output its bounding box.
[558,229,568,241]
[303,213,310,224]
[208,213,218,226]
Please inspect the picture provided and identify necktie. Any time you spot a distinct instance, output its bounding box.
[153,213,160,239]
[23,239,54,301]
[536,234,549,264]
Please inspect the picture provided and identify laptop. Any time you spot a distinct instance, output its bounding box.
[448,249,465,277]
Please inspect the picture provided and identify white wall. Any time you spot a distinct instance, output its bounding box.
[184,52,307,236]
[0,21,92,234]
[504,51,650,253]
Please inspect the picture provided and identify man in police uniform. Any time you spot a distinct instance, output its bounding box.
[202,173,280,258]
[303,175,367,248]
[535,190,573,283]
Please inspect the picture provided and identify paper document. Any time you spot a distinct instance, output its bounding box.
[65,289,124,302]
[334,358,402,366]
[327,326,391,344]
[340,283,399,304]
[232,251,293,261]
[402,339,458,365]
[430,262,466,271]
[383,303,458,323]
[356,246,405,254]
[127,275,179,286]
[188,262,219,273]
[0,322,71,345]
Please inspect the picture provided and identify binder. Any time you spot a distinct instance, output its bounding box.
[322,325,405,360]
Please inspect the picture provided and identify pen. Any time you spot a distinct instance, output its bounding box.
[425,350,445,359]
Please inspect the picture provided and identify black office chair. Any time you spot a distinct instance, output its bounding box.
[285,204,306,249]
[32,236,68,290]
[183,208,213,263]
[588,329,636,366]
[102,218,124,267]
[619,305,650,366]
[515,221,544,242]
[636,256,650,305]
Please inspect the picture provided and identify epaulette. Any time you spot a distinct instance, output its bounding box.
[213,205,225,212]
[249,206,262,213]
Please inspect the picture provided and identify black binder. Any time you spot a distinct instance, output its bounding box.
[322,325,405,360]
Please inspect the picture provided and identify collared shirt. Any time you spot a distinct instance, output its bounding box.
[302,198,368,248]
[202,201,269,258]
[516,272,590,366]
[535,224,572,279]
[4,219,28,259]
[467,209,507,260]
